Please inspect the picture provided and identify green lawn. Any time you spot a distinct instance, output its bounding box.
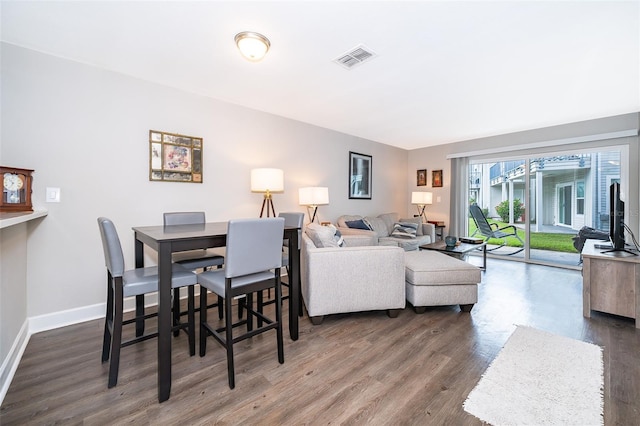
[468,219,578,253]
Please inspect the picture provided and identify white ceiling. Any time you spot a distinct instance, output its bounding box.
[2,1,639,150]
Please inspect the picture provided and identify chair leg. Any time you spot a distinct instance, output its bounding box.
[238,296,245,319]
[101,275,114,363]
[108,281,124,388]
[172,288,181,337]
[246,293,253,332]
[199,287,208,357]
[135,294,145,337]
[187,285,195,356]
[218,295,224,320]
[225,292,235,389]
[257,291,264,328]
[275,276,284,364]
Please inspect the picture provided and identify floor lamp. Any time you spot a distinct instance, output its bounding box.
[251,168,284,217]
[411,191,433,223]
[299,187,329,223]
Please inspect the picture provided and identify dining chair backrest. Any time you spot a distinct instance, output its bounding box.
[224,218,285,278]
[97,217,125,277]
[278,212,304,247]
[164,211,206,226]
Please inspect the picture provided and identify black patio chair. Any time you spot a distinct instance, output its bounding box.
[469,203,524,255]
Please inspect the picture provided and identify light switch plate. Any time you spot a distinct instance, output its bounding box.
[46,187,61,202]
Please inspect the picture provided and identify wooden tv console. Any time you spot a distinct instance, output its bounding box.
[582,239,640,328]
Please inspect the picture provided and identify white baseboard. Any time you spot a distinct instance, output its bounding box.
[29,303,106,334]
[0,320,29,406]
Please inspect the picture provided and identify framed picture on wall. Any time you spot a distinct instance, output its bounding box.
[432,169,443,187]
[349,151,372,199]
[417,169,427,186]
[149,130,203,183]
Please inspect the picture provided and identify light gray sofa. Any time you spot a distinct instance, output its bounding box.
[301,228,405,324]
[336,212,435,251]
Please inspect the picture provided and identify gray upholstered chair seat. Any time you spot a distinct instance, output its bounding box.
[122,264,197,297]
[171,249,225,270]
[198,269,275,295]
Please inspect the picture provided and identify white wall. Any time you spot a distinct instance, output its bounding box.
[0,224,28,368]
[0,43,408,326]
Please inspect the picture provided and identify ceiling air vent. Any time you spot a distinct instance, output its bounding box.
[333,44,377,70]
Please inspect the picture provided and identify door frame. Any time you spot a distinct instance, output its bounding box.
[555,182,574,227]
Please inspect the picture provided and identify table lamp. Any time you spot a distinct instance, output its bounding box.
[299,187,329,223]
[251,168,284,217]
[411,191,433,222]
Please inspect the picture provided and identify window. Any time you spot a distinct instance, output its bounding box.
[576,181,585,215]
[466,146,625,268]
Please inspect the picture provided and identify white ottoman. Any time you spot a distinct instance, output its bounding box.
[404,250,481,313]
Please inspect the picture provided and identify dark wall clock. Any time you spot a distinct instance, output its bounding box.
[1,166,34,213]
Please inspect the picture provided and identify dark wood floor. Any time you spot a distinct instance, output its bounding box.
[2,257,639,425]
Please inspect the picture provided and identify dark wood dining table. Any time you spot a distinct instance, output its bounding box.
[132,221,301,403]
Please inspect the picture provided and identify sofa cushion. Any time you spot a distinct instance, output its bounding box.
[306,223,344,248]
[390,222,419,239]
[365,216,389,238]
[404,251,481,286]
[379,237,420,251]
[345,219,372,230]
[378,212,400,234]
[400,217,424,236]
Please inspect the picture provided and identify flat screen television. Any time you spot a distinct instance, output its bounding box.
[604,182,635,254]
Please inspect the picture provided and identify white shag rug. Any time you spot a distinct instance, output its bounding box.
[463,326,604,426]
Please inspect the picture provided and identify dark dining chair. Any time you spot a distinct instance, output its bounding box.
[469,203,524,254]
[97,217,197,388]
[163,212,225,326]
[198,217,285,389]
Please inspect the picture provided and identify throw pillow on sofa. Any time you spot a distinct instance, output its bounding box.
[306,223,345,248]
[399,217,424,236]
[345,219,371,230]
[329,224,345,247]
[390,222,419,238]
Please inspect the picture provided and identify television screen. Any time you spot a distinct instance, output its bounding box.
[605,182,635,255]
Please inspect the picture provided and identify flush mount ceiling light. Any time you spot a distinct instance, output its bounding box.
[235,31,271,62]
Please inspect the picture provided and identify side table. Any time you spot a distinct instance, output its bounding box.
[427,221,445,241]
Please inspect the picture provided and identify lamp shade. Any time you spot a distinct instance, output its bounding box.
[251,168,284,192]
[299,187,329,206]
[411,191,433,205]
[235,31,271,61]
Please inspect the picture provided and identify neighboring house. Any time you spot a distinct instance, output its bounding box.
[470,151,621,232]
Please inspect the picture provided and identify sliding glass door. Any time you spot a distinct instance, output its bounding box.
[469,147,624,268]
